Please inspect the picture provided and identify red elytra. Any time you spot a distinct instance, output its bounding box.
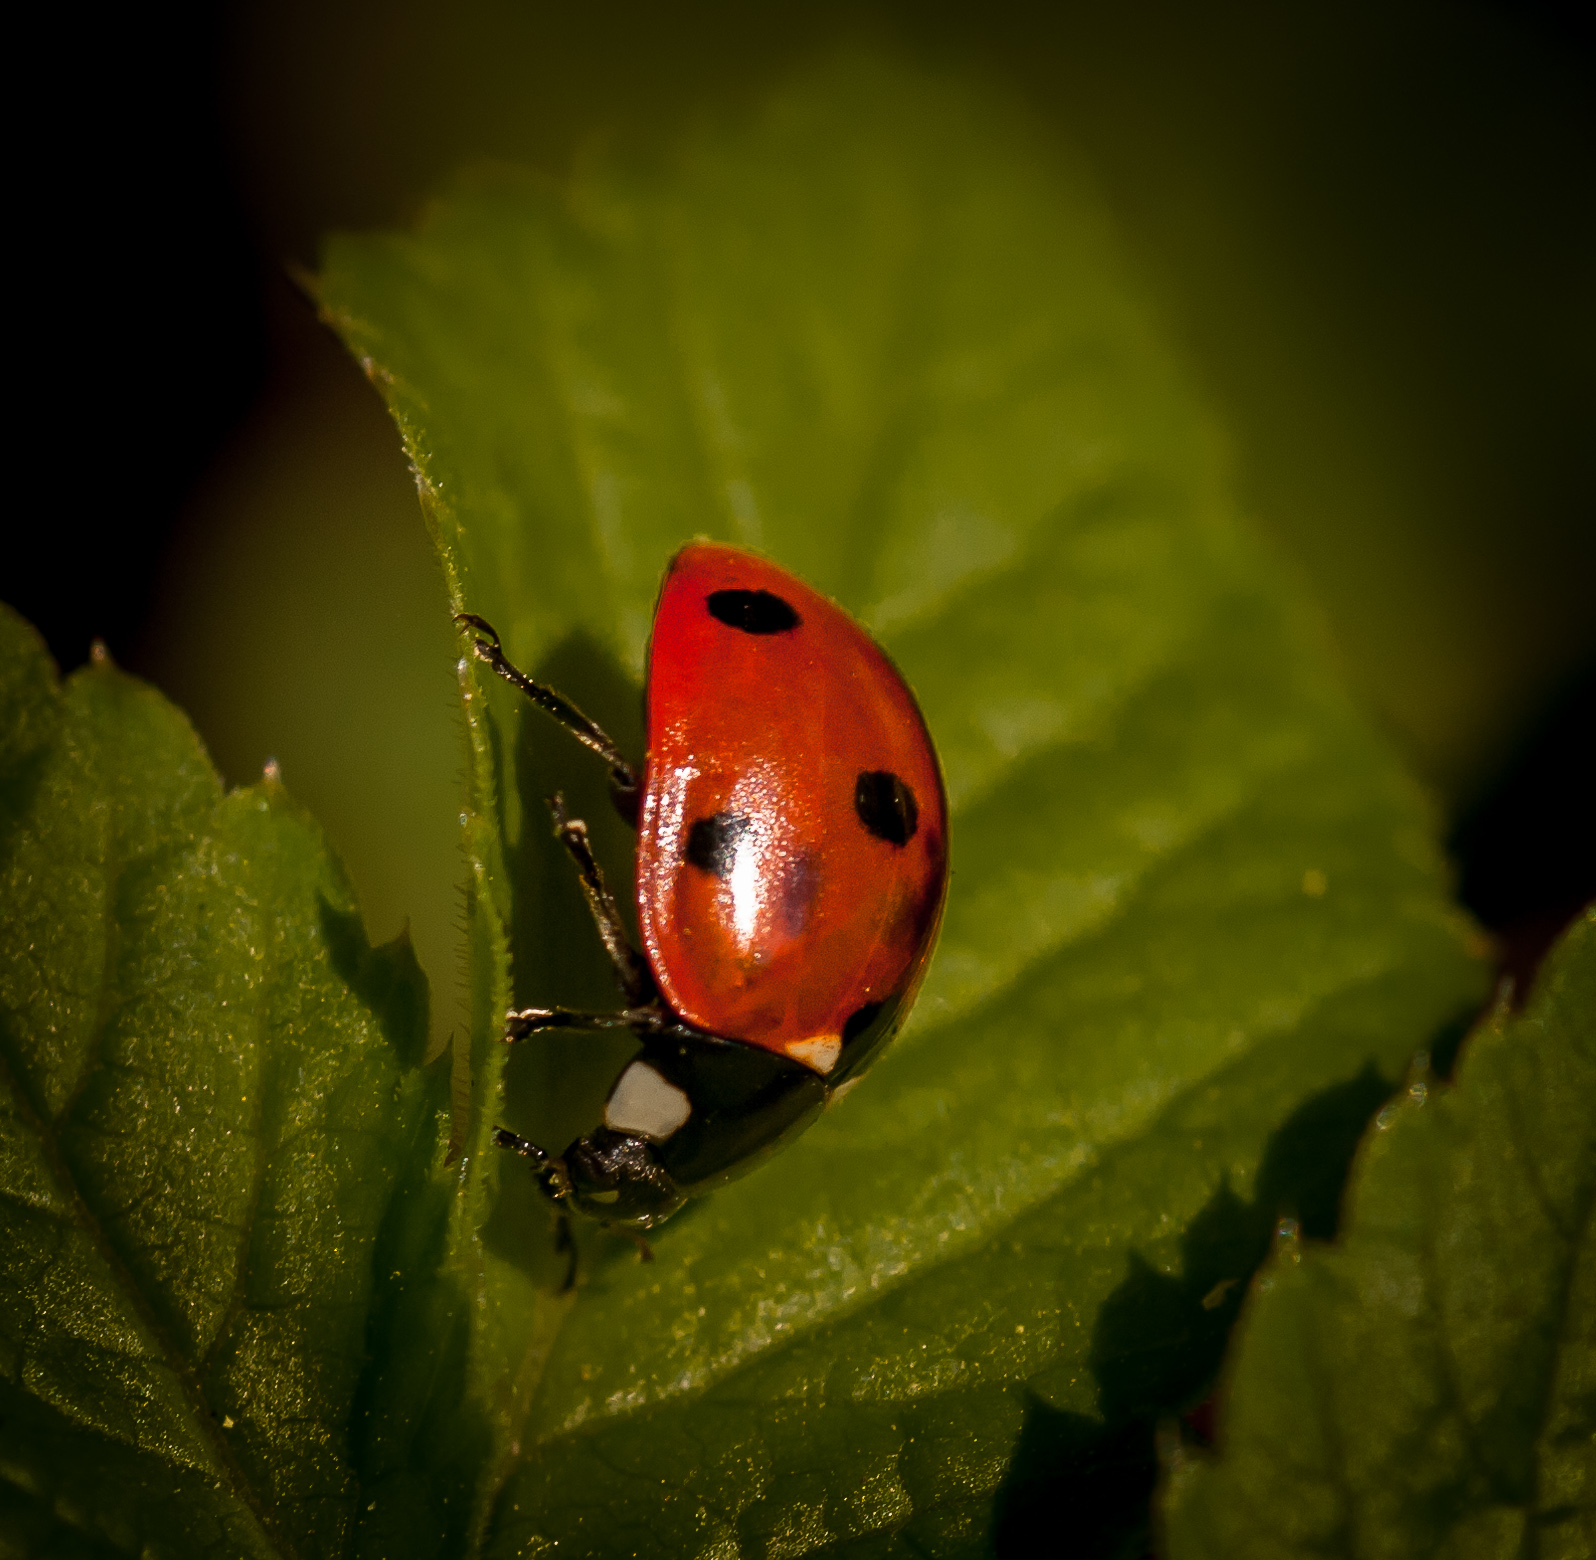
[636,542,949,1076]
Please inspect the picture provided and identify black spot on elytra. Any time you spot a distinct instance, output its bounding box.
[706,589,800,635]
[685,812,753,878]
[854,771,918,845]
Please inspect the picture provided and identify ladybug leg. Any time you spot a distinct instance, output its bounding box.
[503,1005,668,1041]
[547,792,655,1006]
[455,613,640,807]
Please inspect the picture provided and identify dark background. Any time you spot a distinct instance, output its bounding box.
[7,0,1593,1017]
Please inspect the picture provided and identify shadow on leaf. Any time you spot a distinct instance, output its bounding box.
[318,895,432,1068]
[312,898,489,1554]
[993,1059,1400,1557]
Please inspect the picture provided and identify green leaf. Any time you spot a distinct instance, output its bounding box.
[0,606,434,1558]
[1161,906,1596,1560]
[316,53,1486,1556]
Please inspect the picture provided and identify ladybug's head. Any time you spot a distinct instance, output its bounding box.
[562,1127,688,1228]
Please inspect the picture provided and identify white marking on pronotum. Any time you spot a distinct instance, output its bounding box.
[604,1062,692,1141]
[786,1034,842,1074]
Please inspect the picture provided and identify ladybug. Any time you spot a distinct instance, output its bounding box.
[459,542,948,1256]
